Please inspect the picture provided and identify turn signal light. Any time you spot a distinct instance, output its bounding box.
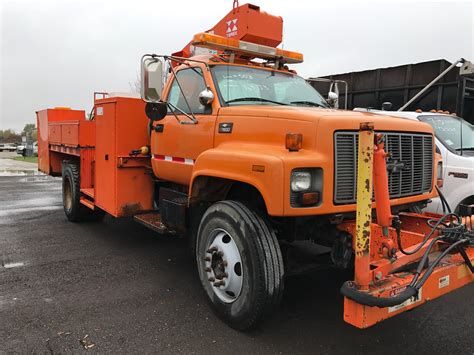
[286,133,303,152]
[302,192,320,205]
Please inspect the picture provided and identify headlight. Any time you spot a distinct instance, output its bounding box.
[291,171,311,192]
[437,161,443,180]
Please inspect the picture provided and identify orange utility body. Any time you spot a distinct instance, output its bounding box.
[37,97,153,217]
[36,2,473,330]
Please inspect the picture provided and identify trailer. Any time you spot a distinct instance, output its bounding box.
[310,59,474,124]
[36,2,474,331]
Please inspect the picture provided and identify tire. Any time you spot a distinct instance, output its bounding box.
[62,162,104,222]
[196,200,284,330]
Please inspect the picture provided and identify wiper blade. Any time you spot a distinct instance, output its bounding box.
[225,97,287,105]
[290,100,327,108]
[455,147,474,151]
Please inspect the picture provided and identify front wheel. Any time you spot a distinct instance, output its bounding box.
[196,201,284,330]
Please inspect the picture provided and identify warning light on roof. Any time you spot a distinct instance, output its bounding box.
[192,32,304,64]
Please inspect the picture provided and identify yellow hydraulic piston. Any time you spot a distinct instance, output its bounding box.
[354,122,374,290]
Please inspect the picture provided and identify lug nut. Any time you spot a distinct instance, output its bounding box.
[222,261,228,267]
[208,277,215,282]
[204,267,211,272]
[216,274,224,280]
[216,251,224,257]
[213,281,225,287]
[207,247,217,254]
[204,256,211,262]
[215,272,228,280]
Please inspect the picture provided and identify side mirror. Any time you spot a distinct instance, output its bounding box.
[141,56,163,103]
[327,91,338,107]
[199,87,214,106]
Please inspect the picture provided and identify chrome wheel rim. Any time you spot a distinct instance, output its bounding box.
[204,228,243,303]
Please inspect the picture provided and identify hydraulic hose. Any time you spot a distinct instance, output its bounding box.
[341,282,418,308]
[436,185,452,214]
[396,213,459,256]
[414,238,469,288]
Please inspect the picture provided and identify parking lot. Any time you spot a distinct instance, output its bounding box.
[0,154,472,353]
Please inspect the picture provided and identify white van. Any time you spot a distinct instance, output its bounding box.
[355,109,474,213]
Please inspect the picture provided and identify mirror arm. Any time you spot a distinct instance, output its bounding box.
[166,102,183,124]
[145,54,211,71]
[169,64,198,124]
[166,102,198,125]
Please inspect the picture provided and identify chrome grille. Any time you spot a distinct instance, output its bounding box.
[334,132,433,204]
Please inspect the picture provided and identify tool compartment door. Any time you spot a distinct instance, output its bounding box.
[94,97,153,217]
[95,101,117,215]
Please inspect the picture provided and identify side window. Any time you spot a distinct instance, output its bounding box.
[167,68,208,114]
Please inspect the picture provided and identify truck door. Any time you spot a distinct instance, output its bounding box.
[151,67,216,186]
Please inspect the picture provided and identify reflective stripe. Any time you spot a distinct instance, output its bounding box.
[153,154,194,165]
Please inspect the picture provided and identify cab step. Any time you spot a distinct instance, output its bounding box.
[134,212,174,234]
[79,196,96,210]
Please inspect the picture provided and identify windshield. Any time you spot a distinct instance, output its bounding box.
[418,115,474,151]
[211,65,329,108]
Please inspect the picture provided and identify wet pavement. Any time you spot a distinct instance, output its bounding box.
[0,174,473,353]
[0,151,39,176]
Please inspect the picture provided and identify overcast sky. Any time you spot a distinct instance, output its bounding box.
[1,0,473,132]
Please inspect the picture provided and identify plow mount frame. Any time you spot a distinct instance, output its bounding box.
[339,122,474,329]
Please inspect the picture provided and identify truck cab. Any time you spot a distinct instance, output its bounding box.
[145,52,438,219]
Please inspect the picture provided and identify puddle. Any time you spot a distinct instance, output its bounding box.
[0,205,62,218]
[0,170,41,177]
[19,175,59,183]
[7,197,61,208]
[3,262,25,269]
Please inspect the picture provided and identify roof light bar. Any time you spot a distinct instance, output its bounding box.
[192,33,303,64]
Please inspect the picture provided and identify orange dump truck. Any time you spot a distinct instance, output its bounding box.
[37,3,474,330]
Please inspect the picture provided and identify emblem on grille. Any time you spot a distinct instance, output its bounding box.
[386,159,407,173]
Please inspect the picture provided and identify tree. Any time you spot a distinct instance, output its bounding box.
[22,123,36,137]
[129,72,141,94]
[21,123,37,142]
[0,129,21,143]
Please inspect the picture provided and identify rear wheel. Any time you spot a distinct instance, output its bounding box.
[62,162,104,222]
[196,200,284,330]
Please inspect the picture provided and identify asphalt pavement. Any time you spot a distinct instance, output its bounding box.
[0,155,473,353]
